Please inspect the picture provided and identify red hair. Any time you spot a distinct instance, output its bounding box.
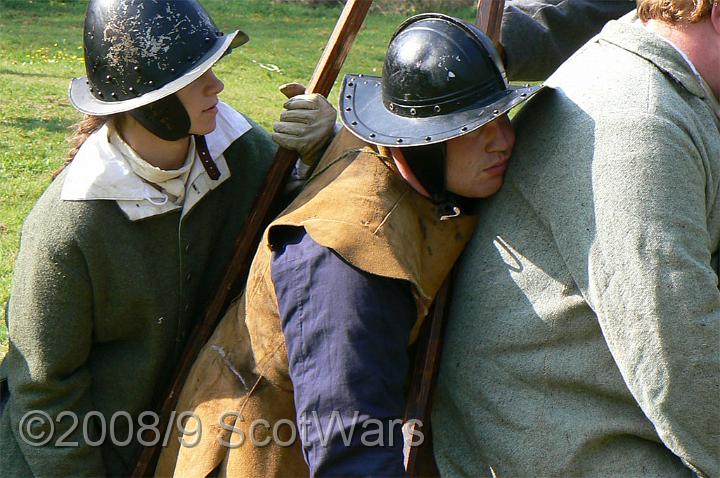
[637,0,715,23]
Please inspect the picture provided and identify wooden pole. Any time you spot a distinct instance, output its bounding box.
[130,1,372,475]
[476,0,505,41]
[403,278,453,477]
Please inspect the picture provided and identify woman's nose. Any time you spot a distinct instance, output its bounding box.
[205,70,224,96]
[486,115,515,153]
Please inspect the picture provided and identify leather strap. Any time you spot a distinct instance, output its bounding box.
[194,134,221,180]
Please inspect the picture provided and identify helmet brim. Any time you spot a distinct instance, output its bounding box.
[339,74,544,147]
[68,29,249,116]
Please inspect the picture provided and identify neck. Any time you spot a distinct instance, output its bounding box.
[646,18,720,99]
[117,115,191,170]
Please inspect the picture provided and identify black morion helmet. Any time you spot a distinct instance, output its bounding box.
[68,0,248,141]
[339,13,542,208]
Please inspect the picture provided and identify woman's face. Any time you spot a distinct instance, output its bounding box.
[175,68,225,135]
[445,114,515,198]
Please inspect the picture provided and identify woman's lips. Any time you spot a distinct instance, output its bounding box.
[483,158,509,177]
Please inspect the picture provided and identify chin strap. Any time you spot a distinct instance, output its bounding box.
[194,134,221,180]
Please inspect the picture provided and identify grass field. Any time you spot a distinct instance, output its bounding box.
[0,1,475,360]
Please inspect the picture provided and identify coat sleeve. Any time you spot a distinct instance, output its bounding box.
[270,226,416,477]
[551,113,720,476]
[501,0,635,81]
[4,220,106,477]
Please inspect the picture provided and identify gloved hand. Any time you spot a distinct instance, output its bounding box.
[272,83,337,167]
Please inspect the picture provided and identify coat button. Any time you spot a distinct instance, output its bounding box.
[185,272,192,281]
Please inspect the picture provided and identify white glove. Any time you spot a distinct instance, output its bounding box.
[272,88,337,166]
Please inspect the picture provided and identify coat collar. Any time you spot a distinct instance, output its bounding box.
[61,101,252,221]
[598,13,719,120]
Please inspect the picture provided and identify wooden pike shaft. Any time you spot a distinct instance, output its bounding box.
[476,0,506,41]
[307,0,372,95]
[130,1,372,475]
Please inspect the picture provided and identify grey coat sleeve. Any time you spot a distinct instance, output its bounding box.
[551,112,720,476]
[501,0,635,81]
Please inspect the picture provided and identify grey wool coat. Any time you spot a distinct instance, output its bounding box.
[433,14,720,478]
[0,118,275,477]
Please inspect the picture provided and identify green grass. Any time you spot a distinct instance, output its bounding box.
[0,1,475,360]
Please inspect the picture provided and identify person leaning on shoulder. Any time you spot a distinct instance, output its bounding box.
[155,13,542,478]
[0,1,334,476]
[433,0,719,476]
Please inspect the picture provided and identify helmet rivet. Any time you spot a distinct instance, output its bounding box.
[369,133,376,138]
[351,121,358,126]
[89,87,93,93]
[410,108,417,116]
[434,105,441,113]
[133,66,140,72]
[461,126,468,132]
[110,92,117,98]
[128,87,134,92]
[85,80,89,85]
[205,37,211,42]
[358,74,364,78]
[106,75,111,81]
[187,56,192,61]
[170,68,176,73]
[521,93,527,97]
[97,91,104,98]
[425,136,432,141]
[345,107,352,112]
[493,109,499,115]
[346,95,352,99]
[396,138,403,143]
[348,82,354,87]
[388,103,394,111]
[525,83,530,88]
[148,80,154,86]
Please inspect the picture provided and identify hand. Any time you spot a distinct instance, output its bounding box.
[272,83,337,166]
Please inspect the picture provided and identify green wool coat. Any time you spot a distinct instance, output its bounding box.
[433,14,720,478]
[0,120,275,477]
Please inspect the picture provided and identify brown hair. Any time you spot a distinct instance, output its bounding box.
[637,0,715,23]
[54,114,120,178]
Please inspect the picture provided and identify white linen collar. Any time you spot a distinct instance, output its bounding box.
[61,101,252,221]
[109,126,196,205]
